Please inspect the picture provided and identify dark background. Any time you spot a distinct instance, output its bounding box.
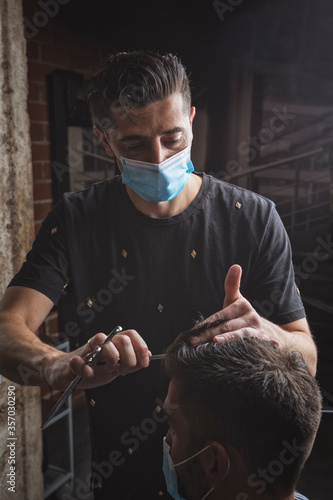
[25,1,333,498]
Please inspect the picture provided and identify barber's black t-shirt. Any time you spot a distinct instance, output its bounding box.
[9,173,305,499]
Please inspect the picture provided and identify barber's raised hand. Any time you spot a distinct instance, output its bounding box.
[191,265,279,347]
[44,329,151,391]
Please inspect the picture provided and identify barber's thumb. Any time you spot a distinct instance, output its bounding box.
[223,264,242,308]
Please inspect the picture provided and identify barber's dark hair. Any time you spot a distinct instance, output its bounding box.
[85,50,191,128]
[162,322,322,496]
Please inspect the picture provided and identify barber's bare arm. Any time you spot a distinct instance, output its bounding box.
[0,286,150,389]
[191,265,317,376]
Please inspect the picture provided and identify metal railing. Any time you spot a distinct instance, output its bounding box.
[228,144,333,235]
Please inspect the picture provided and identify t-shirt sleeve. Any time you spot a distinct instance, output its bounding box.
[247,205,305,325]
[8,199,70,305]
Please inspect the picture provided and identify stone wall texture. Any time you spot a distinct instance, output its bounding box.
[0,0,43,498]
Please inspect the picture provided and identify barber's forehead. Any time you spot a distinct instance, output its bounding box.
[109,97,191,142]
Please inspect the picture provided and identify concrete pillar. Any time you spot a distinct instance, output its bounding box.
[0,0,43,498]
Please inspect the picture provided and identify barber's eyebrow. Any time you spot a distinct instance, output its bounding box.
[119,127,185,142]
[163,127,185,135]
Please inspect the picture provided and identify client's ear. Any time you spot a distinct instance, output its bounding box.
[93,125,114,157]
[201,441,230,488]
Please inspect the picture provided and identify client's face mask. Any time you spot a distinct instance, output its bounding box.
[116,145,194,202]
[162,437,214,500]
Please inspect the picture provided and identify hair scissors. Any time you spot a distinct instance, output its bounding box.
[41,325,165,429]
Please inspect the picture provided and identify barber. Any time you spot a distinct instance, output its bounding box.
[0,51,316,499]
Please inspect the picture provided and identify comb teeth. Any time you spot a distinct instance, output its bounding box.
[149,354,166,361]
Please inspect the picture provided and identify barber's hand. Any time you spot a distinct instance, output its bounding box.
[191,265,279,347]
[44,329,151,390]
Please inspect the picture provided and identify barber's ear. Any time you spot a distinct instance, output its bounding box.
[189,106,196,125]
[201,441,230,488]
[93,125,114,157]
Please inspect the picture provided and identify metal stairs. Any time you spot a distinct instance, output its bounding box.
[228,140,333,394]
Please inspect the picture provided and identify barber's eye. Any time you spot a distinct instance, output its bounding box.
[126,143,142,151]
[164,137,181,146]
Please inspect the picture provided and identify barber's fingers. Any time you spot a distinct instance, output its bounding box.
[214,328,279,346]
[68,332,118,379]
[214,328,264,343]
[223,264,242,308]
[190,296,253,346]
[69,354,95,379]
[70,330,150,379]
[112,330,151,374]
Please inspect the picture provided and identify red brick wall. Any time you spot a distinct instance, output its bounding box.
[24,4,112,407]
[26,25,109,234]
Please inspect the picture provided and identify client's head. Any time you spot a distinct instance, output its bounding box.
[161,322,322,500]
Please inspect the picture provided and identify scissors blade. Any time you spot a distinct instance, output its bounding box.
[41,326,123,430]
[41,375,82,430]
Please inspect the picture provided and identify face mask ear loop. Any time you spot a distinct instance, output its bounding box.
[200,454,230,500]
[221,455,230,482]
[201,486,214,500]
[104,135,117,157]
[174,444,210,468]
[104,135,123,174]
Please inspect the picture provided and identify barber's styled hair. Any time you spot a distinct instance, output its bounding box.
[162,322,322,495]
[85,50,191,128]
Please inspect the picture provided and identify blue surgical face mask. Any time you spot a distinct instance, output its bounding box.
[115,145,194,202]
[162,437,214,500]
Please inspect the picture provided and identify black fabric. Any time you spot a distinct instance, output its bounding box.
[9,173,305,499]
